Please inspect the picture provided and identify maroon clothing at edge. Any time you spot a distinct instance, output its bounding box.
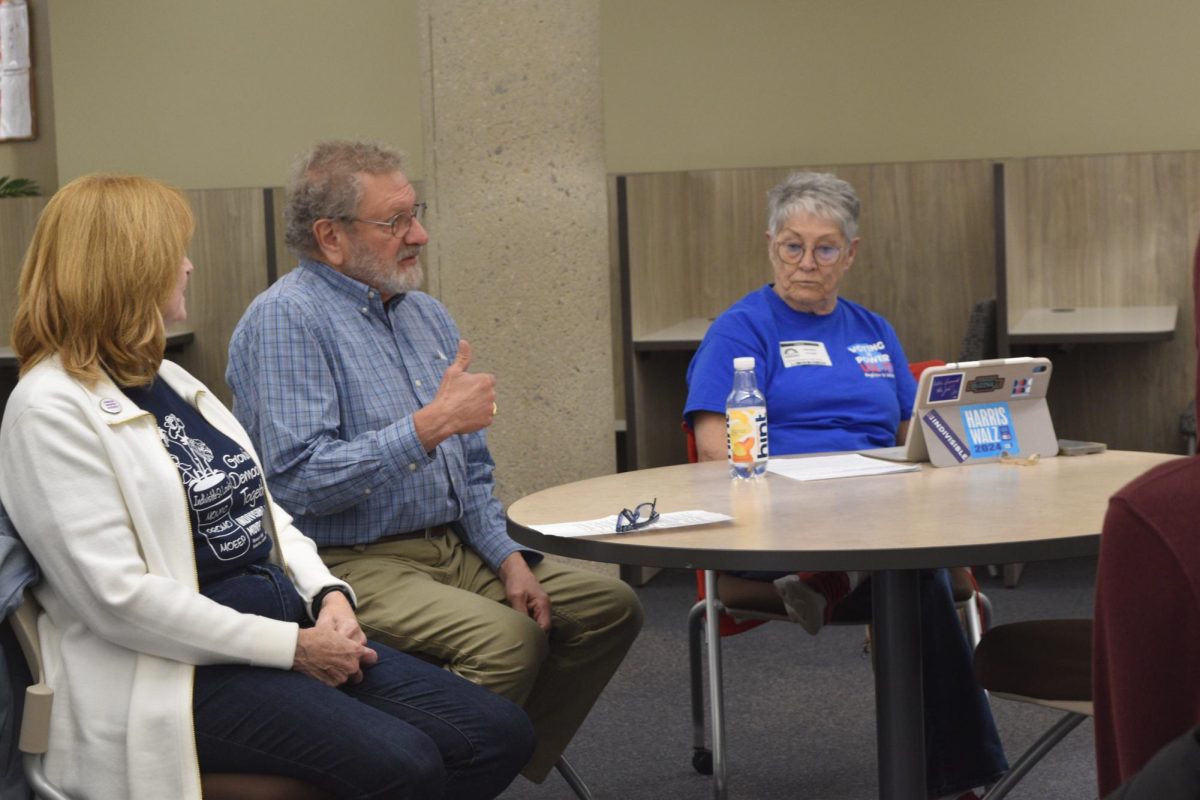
[1091,235,1200,796]
[1093,456,1200,796]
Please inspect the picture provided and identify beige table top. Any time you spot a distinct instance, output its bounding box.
[506,450,1177,572]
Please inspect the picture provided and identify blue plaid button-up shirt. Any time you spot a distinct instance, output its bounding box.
[227,259,530,570]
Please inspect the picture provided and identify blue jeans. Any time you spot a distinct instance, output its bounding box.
[743,567,1008,797]
[914,568,1008,796]
[194,563,535,799]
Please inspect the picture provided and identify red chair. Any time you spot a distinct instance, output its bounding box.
[908,358,947,377]
[684,357,986,776]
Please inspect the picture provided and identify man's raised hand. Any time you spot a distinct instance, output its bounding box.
[413,339,496,452]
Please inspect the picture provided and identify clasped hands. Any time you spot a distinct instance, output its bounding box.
[292,590,376,687]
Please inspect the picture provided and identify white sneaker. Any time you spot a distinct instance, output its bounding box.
[774,573,827,635]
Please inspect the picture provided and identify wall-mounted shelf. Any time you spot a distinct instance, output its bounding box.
[1007,305,1178,345]
[632,317,711,352]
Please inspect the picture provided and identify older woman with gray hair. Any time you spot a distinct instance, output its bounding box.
[684,172,1007,800]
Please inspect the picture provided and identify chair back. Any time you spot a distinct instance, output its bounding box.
[7,589,68,800]
[9,589,50,758]
[8,589,331,800]
[1195,233,1200,408]
[908,359,946,380]
[958,298,998,362]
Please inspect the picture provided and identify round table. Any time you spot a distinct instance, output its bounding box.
[507,450,1176,800]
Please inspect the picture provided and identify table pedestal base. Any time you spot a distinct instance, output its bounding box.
[872,569,926,799]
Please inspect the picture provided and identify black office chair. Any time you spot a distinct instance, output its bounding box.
[1179,400,1195,455]
[958,298,999,363]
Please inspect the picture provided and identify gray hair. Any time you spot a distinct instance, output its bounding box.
[766,171,861,241]
[284,139,408,258]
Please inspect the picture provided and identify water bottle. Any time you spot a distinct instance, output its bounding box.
[726,356,768,479]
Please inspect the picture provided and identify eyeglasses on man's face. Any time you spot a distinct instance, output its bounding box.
[774,239,843,267]
[347,202,428,238]
[615,498,659,533]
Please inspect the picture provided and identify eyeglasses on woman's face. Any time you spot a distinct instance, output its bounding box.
[774,239,843,267]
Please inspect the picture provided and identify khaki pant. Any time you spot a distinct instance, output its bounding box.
[321,531,643,781]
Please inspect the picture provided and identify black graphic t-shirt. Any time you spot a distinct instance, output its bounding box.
[123,378,273,589]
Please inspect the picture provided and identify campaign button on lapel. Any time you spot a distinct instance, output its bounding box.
[99,398,122,414]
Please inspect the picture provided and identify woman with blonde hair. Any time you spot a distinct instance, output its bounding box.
[0,174,534,800]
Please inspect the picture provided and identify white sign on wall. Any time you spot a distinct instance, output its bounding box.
[0,0,33,140]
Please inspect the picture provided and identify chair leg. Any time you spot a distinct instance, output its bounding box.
[978,591,994,630]
[24,754,72,800]
[703,571,730,798]
[980,712,1088,800]
[554,755,594,800]
[962,591,983,649]
[1002,562,1025,588]
[687,600,713,773]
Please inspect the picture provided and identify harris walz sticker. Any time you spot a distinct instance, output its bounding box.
[960,402,1018,458]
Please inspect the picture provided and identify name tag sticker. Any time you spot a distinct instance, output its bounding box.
[960,402,1019,458]
[779,340,832,367]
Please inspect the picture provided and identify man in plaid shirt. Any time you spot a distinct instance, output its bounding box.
[228,139,642,786]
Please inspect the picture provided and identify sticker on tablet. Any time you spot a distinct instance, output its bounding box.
[1011,378,1033,397]
[921,409,970,463]
[960,402,1019,458]
[926,372,964,404]
[965,374,1005,393]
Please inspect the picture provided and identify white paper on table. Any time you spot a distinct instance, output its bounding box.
[531,510,733,539]
[767,453,919,482]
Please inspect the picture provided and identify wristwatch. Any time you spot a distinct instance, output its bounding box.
[311,585,355,618]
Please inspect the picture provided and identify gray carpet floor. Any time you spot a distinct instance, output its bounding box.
[500,558,1100,800]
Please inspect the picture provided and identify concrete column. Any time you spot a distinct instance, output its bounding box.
[417,2,615,533]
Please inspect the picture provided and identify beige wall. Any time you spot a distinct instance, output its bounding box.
[5,2,1200,189]
[43,0,423,189]
[601,0,1200,173]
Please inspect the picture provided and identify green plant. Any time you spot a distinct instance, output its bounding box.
[0,176,39,197]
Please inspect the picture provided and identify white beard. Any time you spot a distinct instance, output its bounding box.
[345,238,424,296]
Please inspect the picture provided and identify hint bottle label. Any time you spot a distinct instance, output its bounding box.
[726,406,769,464]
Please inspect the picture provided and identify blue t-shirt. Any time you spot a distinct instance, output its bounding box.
[122,378,274,588]
[685,285,916,455]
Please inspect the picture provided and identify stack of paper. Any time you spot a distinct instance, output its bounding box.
[531,510,732,539]
[767,453,919,482]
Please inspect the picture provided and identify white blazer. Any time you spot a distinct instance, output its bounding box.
[0,356,352,800]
